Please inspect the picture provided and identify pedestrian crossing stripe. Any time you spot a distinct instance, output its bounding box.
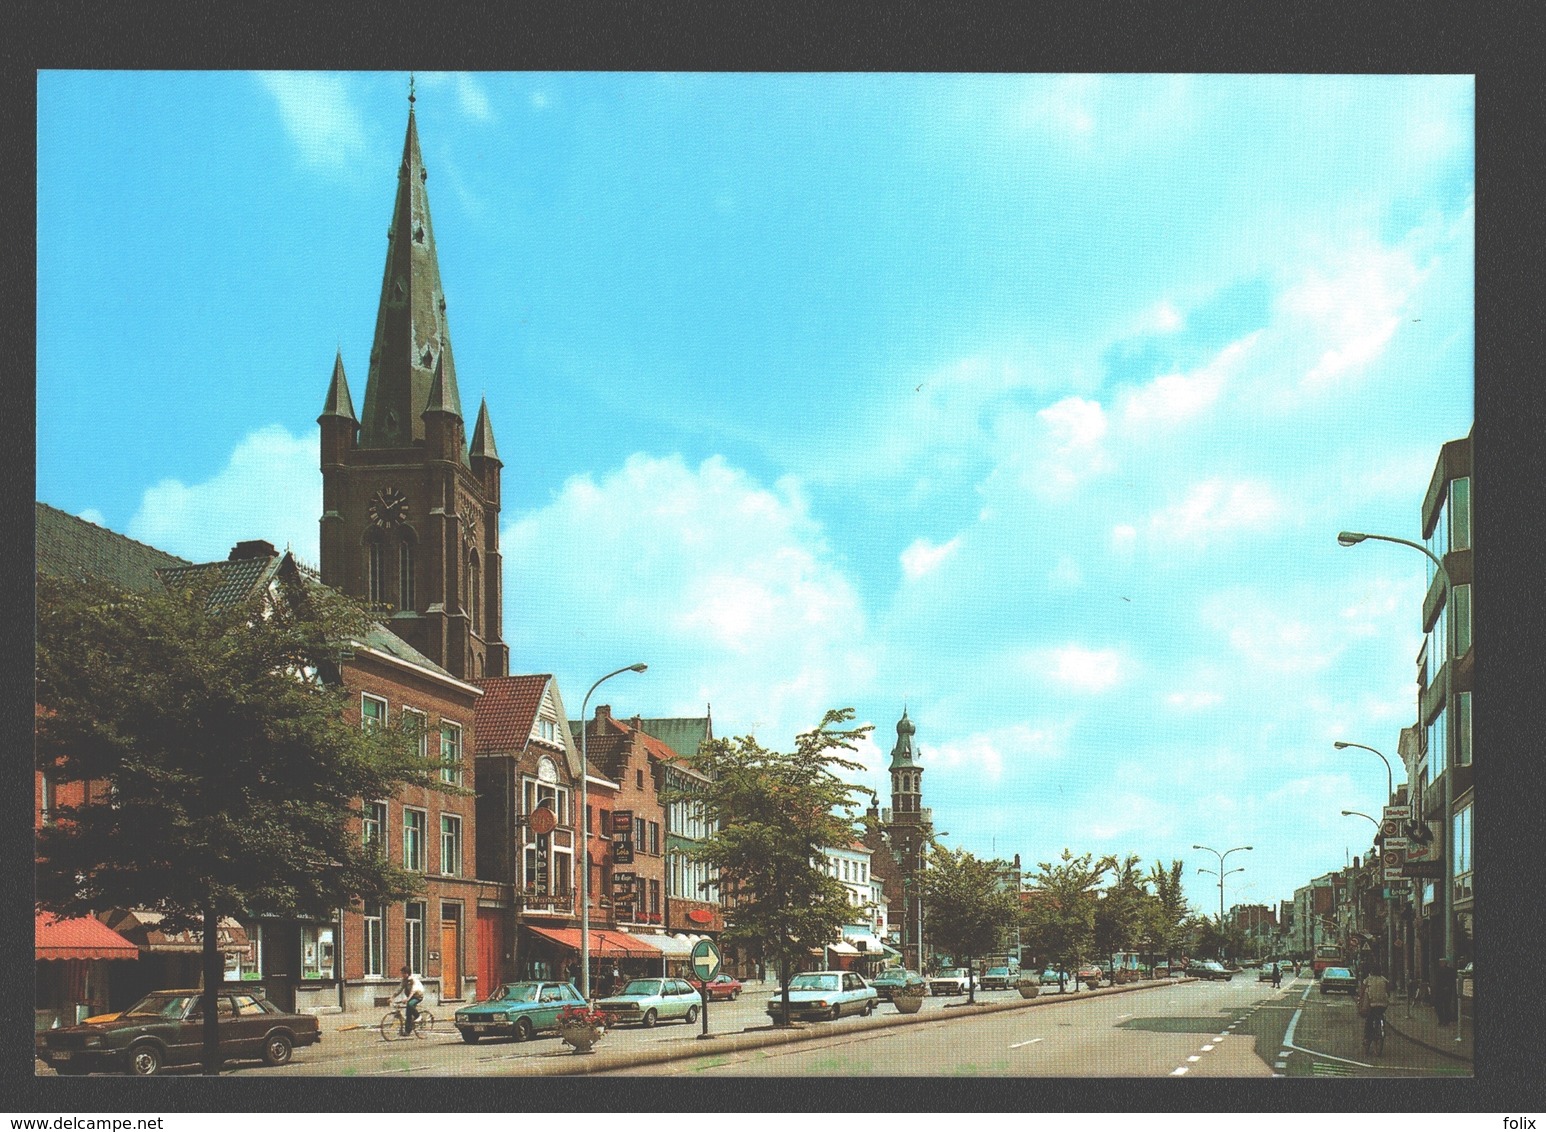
[1313,1061,1354,1077]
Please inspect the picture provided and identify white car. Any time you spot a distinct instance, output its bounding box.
[928,968,972,996]
[766,971,878,1022]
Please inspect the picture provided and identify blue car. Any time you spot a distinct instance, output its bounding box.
[453,981,587,1043]
[596,978,702,1028]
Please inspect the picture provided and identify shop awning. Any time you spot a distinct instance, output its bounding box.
[634,933,702,958]
[840,930,894,957]
[525,926,663,959]
[826,941,860,956]
[100,909,251,954]
[35,912,140,962]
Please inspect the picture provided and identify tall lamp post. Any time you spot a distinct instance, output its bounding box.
[1339,529,1457,1023]
[1193,843,1252,926]
[1336,740,1398,986]
[578,662,647,1001]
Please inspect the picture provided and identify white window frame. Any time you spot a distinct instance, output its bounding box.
[404,901,426,974]
[361,693,387,731]
[441,813,463,878]
[441,720,464,786]
[363,800,388,852]
[404,807,427,872]
[363,902,385,977]
[402,707,428,760]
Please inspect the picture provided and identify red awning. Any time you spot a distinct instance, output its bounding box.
[525,926,663,959]
[35,912,140,962]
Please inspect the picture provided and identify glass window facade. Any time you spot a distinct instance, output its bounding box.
[1452,802,1472,902]
[1456,691,1471,766]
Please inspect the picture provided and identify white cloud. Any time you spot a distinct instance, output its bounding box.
[1165,690,1222,712]
[127,425,320,565]
[503,453,871,745]
[1048,555,1083,588]
[925,721,1071,786]
[900,536,962,581]
[1146,478,1285,545]
[1026,644,1126,694]
[1200,589,1345,676]
[76,508,107,528]
[455,75,492,121]
[1118,332,1258,430]
[255,72,368,171]
[1275,242,1423,393]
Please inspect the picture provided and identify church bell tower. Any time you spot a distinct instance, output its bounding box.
[318,85,508,680]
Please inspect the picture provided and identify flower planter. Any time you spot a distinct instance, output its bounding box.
[891,994,924,1015]
[1016,981,1040,999]
[557,1022,605,1054]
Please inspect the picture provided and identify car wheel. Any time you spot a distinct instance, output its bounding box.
[830,1005,842,1021]
[128,1043,162,1077]
[730,990,739,1001]
[862,1000,874,1017]
[642,1009,658,1029]
[460,1030,480,1043]
[262,1033,293,1066]
[685,1005,699,1024]
[513,1017,533,1042]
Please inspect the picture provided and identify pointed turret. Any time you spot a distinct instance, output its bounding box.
[889,708,919,770]
[469,398,500,464]
[319,349,358,420]
[358,100,465,448]
[318,350,358,468]
[422,350,467,464]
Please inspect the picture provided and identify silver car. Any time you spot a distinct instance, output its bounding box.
[595,977,701,1028]
[766,970,879,1022]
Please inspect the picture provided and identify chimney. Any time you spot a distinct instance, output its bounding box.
[229,539,278,560]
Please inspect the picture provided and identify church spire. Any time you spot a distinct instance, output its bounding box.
[319,349,357,421]
[469,397,500,463]
[357,94,465,448]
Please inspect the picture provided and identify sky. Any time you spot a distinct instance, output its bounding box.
[36,71,1474,921]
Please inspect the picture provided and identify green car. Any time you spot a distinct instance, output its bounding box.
[870,968,925,1001]
[453,981,587,1043]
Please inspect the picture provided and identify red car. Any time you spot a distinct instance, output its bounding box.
[685,973,743,1001]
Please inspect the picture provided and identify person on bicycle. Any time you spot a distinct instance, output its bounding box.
[396,966,426,1036]
[1358,966,1391,1049]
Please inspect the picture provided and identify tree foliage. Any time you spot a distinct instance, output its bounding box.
[1093,853,1146,979]
[1020,849,1108,987]
[917,845,1021,1003]
[35,569,452,1071]
[663,708,873,1024]
[1142,859,1191,964]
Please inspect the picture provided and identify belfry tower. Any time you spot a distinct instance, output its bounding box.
[882,708,933,970]
[318,87,508,680]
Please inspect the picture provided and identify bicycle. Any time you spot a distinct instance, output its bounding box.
[1361,1007,1385,1058]
[380,1004,436,1041]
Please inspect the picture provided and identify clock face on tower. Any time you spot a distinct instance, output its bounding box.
[369,487,409,528]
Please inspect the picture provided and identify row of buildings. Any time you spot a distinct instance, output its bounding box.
[35,99,928,1027]
[1273,428,1474,1020]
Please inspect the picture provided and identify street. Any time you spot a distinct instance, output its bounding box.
[41,974,1468,1079]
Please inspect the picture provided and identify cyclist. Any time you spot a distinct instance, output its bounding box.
[395,965,426,1036]
[1357,966,1392,1053]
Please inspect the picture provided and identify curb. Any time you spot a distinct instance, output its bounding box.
[507,977,1196,1076]
[1383,1018,1473,1064]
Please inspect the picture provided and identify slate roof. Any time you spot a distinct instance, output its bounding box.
[573,711,682,782]
[157,556,286,612]
[636,714,713,763]
[35,502,191,593]
[474,674,552,754]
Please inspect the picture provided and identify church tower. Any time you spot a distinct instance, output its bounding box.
[882,708,933,970]
[318,87,508,680]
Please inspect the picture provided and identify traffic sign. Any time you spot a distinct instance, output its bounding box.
[690,938,722,981]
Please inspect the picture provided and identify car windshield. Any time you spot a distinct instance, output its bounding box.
[988,968,1009,976]
[1325,968,1351,978]
[621,980,661,996]
[495,984,539,1003]
[122,994,194,1019]
[789,974,839,991]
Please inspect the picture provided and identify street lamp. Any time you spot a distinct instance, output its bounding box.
[1339,529,1457,1014]
[1334,740,1394,804]
[1342,808,1397,987]
[1193,844,1252,925]
[578,662,647,1001]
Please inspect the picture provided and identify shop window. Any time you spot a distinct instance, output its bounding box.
[302,925,335,981]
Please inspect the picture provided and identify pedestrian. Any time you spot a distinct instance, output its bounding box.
[1271,962,1281,989]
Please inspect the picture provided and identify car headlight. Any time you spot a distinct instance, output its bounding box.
[493,1013,507,1022]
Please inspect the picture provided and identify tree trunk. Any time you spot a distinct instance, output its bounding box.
[200,904,224,1076]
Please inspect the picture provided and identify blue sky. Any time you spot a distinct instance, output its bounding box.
[37,71,1474,919]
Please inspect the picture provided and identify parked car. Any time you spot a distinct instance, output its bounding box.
[870,968,926,1001]
[928,967,972,996]
[595,977,701,1028]
[685,973,743,1001]
[35,989,320,1076]
[1186,960,1234,981]
[1257,964,1281,983]
[1039,967,1066,986]
[453,980,587,1043]
[765,971,878,1022]
[980,966,1015,990]
[1077,964,1103,987]
[1319,967,1358,995]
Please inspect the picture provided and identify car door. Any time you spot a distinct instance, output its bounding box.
[226,993,270,1058]
[535,984,570,1030]
[668,979,696,1019]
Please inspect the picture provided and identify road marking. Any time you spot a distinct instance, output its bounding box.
[1171,1067,1188,1076]
[1008,1038,1044,1049]
[1201,1044,1214,1051]
[1187,1055,1201,1062]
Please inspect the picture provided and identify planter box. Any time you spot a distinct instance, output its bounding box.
[1016,982,1040,999]
[891,994,924,1015]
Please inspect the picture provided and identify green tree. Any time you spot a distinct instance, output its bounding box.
[1093,853,1145,981]
[917,846,1021,1004]
[1143,859,1191,966]
[1020,850,1108,990]
[666,708,874,1026]
[35,570,450,1074]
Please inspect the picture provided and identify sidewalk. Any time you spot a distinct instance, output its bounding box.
[1382,995,1473,1065]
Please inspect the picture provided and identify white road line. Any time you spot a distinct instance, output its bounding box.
[1171,1067,1188,1076]
[1187,1055,1201,1062]
[1201,1044,1214,1051]
[1008,1038,1044,1049]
